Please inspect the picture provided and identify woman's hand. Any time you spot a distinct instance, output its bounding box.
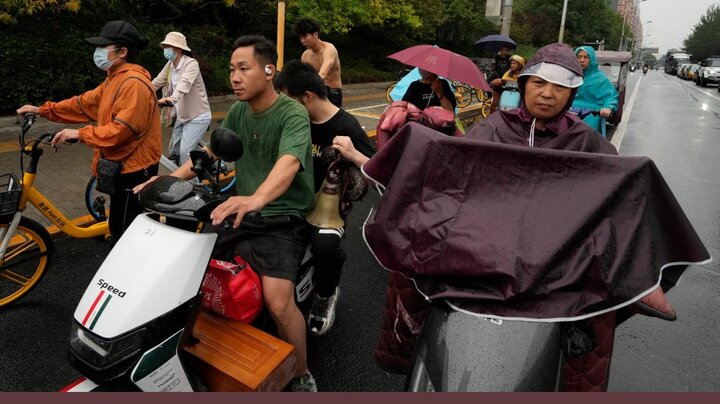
[132,176,159,194]
[430,79,444,99]
[16,105,40,118]
[599,108,612,118]
[50,129,80,147]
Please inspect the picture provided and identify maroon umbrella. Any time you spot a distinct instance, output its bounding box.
[388,44,491,92]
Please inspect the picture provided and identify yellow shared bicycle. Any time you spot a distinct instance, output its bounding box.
[0,114,110,307]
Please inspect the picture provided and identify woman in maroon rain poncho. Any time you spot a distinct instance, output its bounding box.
[373,43,678,392]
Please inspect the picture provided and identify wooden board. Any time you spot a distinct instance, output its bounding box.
[183,310,296,392]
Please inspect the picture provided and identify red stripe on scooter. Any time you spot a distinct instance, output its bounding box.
[82,290,105,326]
[60,377,87,392]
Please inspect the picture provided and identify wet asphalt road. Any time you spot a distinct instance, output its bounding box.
[2,71,720,391]
[608,70,720,391]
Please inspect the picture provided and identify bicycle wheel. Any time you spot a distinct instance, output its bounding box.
[455,85,472,108]
[85,176,110,222]
[386,83,397,103]
[0,217,54,307]
[481,99,493,118]
[475,87,488,103]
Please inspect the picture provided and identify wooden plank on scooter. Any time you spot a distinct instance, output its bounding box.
[182,310,297,392]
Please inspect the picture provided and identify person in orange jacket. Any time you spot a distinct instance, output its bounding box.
[17,20,162,241]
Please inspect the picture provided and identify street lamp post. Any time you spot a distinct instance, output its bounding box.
[277,0,286,70]
[558,0,569,43]
[619,0,629,51]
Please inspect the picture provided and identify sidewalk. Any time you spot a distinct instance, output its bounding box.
[0,82,390,231]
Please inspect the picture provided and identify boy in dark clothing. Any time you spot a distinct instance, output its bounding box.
[275,60,375,335]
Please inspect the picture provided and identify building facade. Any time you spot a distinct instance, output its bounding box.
[615,0,644,49]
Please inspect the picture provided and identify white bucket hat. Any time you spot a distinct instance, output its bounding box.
[160,32,191,52]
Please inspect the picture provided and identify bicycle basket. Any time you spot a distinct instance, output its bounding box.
[0,173,21,222]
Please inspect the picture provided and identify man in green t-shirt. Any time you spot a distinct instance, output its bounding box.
[133,35,317,392]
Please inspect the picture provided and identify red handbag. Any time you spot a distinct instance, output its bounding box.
[200,256,263,323]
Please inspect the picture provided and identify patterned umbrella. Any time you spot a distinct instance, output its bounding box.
[387,45,491,92]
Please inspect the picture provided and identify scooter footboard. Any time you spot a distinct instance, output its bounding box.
[407,303,564,392]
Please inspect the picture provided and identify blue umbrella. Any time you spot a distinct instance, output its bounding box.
[474,34,517,54]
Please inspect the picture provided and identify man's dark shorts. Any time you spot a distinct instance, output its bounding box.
[327,87,343,108]
[210,214,309,282]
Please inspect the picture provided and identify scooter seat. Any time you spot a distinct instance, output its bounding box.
[141,176,195,204]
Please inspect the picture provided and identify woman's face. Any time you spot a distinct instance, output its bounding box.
[510,60,520,72]
[523,76,572,121]
[576,50,590,70]
[419,68,437,81]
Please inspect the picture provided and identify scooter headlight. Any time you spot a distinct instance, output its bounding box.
[70,322,146,368]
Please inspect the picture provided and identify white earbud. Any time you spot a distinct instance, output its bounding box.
[265,65,273,75]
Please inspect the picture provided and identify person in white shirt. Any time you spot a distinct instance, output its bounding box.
[152,31,212,166]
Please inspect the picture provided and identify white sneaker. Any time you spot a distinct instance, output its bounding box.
[307,287,339,336]
[291,373,318,392]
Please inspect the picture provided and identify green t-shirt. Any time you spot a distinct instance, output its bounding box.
[222,93,314,217]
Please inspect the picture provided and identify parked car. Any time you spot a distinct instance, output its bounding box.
[677,64,690,79]
[686,64,701,81]
[595,51,632,125]
[696,57,720,86]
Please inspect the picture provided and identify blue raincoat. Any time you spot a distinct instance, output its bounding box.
[571,46,619,135]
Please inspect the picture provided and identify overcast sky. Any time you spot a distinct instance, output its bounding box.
[640,0,719,55]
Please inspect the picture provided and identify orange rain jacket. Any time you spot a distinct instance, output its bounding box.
[39,63,162,174]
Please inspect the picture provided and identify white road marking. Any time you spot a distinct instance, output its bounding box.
[611,75,643,151]
[346,103,389,112]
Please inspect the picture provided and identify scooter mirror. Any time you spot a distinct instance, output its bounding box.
[210,127,244,162]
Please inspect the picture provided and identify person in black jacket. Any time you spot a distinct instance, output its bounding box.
[275,60,375,336]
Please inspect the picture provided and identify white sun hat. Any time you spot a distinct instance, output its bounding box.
[160,32,191,52]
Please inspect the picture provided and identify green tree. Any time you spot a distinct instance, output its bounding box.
[513,0,623,49]
[684,5,720,61]
[286,0,421,34]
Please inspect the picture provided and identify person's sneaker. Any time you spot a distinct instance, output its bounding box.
[291,373,317,392]
[307,287,339,336]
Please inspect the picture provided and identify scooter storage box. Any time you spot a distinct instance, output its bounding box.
[182,310,296,392]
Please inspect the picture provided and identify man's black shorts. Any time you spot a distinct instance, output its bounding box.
[210,214,309,282]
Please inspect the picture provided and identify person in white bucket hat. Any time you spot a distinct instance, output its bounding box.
[152,31,212,166]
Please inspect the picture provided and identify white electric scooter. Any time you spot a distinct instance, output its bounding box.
[64,128,315,392]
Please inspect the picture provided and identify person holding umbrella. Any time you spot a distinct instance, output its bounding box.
[493,46,512,79]
[401,68,456,112]
[386,44,491,112]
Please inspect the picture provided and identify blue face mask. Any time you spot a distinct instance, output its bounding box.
[163,48,177,61]
[93,47,119,71]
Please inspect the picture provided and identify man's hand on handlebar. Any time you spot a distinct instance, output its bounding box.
[50,129,80,147]
[210,195,265,228]
[132,176,160,194]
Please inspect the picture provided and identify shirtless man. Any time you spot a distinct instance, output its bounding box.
[293,18,343,107]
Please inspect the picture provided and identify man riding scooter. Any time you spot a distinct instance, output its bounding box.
[133,35,318,392]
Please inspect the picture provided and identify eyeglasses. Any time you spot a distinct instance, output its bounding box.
[577,55,590,60]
